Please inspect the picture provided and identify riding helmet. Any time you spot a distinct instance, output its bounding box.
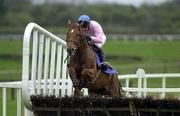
[78,15,91,23]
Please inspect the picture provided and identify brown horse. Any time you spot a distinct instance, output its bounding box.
[66,20,121,97]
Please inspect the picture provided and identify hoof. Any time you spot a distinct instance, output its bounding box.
[74,89,82,97]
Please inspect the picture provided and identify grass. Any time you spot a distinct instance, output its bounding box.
[104,40,180,74]
[0,40,22,81]
[104,40,180,62]
[0,40,22,55]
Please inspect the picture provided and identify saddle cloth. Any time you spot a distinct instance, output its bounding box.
[96,52,118,75]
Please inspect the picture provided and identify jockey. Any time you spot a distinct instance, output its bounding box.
[78,15,108,69]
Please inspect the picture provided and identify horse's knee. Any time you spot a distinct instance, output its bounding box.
[81,69,96,86]
[81,69,88,76]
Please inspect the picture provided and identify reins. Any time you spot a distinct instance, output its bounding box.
[67,39,86,49]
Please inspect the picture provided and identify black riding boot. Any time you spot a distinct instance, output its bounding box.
[93,45,109,71]
[98,48,106,62]
[98,48,110,71]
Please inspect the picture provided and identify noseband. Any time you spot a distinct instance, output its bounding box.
[67,40,81,51]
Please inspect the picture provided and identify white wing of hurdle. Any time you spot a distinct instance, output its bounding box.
[22,23,88,110]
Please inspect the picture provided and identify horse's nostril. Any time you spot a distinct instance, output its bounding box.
[67,48,71,54]
[72,48,75,52]
[67,48,76,55]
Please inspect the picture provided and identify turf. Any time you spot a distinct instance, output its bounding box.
[0,40,22,55]
[104,40,180,62]
[104,40,180,74]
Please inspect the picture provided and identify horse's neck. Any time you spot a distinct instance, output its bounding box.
[77,43,90,56]
[72,43,97,72]
[76,43,94,61]
[74,35,95,64]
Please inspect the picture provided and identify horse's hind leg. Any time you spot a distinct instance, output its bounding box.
[107,75,121,97]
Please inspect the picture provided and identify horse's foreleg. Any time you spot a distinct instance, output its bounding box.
[69,75,82,96]
[68,65,80,86]
[70,75,79,86]
[73,86,82,96]
[68,66,82,96]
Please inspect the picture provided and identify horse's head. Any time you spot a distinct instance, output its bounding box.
[66,20,84,56]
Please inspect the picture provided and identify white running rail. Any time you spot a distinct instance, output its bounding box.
[118,68,180,99]
[0,81,22,116]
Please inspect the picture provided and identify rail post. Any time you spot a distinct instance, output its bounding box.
[136,69,145,98]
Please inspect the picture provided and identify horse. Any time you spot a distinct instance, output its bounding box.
[66,20,121,97]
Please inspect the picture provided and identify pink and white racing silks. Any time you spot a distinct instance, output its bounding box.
[81,20,106,48]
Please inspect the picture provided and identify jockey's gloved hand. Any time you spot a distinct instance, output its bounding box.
[101,62,108,71]
[86,36,91,41]
[86,36,94,45]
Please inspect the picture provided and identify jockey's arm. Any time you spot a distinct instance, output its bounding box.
[88,21,105,44]
[90,32,104,43]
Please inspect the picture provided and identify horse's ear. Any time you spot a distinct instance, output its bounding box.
[79,21,84,29]
[68,20,71,28]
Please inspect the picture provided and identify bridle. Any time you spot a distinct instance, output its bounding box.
[64,26,86,62]
[67,40,81,51]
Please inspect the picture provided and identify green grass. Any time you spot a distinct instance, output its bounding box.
[0,40,22,81]
[104,40,180,74]
[104,40,180,62]
[0,40,22,55]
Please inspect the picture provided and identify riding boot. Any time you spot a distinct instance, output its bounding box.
[98,48,109,71]
[98,48,106,62]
